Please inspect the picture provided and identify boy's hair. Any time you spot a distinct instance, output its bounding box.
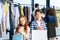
[35,3,39,8]
[35,9,42,16]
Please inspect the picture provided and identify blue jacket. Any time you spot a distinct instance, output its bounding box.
[12,33,23,40]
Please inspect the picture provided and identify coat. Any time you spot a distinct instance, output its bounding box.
[46,15,56,38]
[12,33,23,40]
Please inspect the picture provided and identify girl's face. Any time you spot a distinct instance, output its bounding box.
[19,17,26,26]
[18,27,24,33]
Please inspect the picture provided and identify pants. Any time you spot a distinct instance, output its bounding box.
[0,24,2,37]
[48,37,55,40]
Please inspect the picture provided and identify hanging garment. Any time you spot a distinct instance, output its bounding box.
[6,4,10,30]
[28,7,32,22]
[9,3,14,35]
[28,6,32,26]
[28,7,30,22]
[18,4,21,15]
[0,23,2,37]
[5,4,10,30]
[23,6,32,22]
[1,2,6,32]
[3,2,9,31]
[20,4,24,16]
[11,3,15,29]
[4,2,9,16]
[0,2,2,37]
[23,6,26,17]
[23,6,25,15]
[23,6,28,19]
[26,6,29,20]
[0,2,2,24]
[14,6,20,28]
[29,6,32,22]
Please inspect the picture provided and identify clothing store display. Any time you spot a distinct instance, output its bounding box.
[0,2,48,40]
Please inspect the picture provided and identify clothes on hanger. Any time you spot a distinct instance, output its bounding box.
[14,6,20,28]
[20,4,24,16]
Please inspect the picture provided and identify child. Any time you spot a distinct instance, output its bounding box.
[30,9,47,30]
[12,25,24,40]
[19,16,30,40]
[46,8,56,40]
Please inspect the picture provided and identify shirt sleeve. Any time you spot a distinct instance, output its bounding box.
[22,27,30,39]
[30,22,35,30]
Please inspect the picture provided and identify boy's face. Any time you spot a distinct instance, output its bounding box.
[35,12,42,19]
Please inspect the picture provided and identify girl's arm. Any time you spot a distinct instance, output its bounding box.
[22,27,30,39]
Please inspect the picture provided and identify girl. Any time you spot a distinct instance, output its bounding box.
[30,9,46,30]
[19,15,30,40]
[46,8,56,40]
[12,25,24,40]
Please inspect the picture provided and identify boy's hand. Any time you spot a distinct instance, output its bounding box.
[36,26,44,30]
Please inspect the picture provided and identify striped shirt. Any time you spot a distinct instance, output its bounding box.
[30,20,47,30]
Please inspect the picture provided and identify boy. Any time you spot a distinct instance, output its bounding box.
[31,9,46,30]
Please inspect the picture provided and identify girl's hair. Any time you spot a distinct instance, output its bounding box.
[16,25,22,33]
[46,8,55,16]
[19,15,28,33]
[49,8,55,15]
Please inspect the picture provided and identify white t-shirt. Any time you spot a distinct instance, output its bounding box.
[37,22,41,26]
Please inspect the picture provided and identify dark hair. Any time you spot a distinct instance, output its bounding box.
[35,3,39,8]
[19,15,28,33]
[46,8,55,16]
[35,9,42,16]
[49,8,55,15]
